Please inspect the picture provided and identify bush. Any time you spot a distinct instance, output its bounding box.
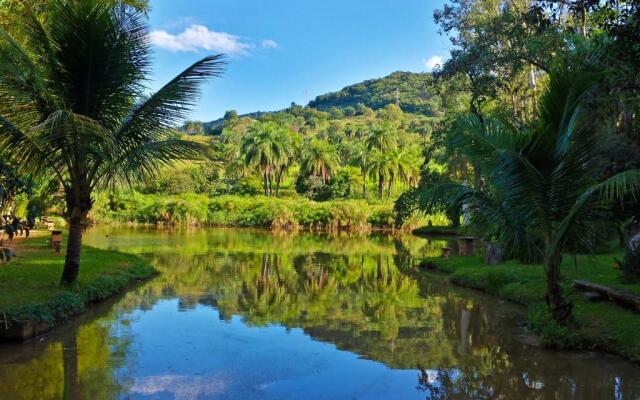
[91,192,423,230]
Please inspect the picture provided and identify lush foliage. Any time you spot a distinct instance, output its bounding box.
[396,0,640,324]
[0,0,221,283]
[91,192,439,230]
[0,236,155,329]
[422,252,640,362]
[308,71,467,116]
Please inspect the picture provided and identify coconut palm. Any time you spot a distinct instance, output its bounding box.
[425,53,640,322]
[0,0,223,284]
[301,138,340,184]
[241,122,287,196]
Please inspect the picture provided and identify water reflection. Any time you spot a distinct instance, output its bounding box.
[0,227,638,399]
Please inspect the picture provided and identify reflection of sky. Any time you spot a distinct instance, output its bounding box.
[119,300,424,400]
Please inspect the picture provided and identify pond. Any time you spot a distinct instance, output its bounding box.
[0,227,639,399]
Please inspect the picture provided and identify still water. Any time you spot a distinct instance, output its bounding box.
[1,227,639,399]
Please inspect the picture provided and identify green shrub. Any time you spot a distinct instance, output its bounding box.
[91,191,446,230]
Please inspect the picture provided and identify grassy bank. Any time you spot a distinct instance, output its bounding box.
[0,235,156,338]
[91,193,445,230]
[421,252,640,363]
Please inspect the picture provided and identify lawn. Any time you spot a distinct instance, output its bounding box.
[421,251,640,363]
[0,233,156,335]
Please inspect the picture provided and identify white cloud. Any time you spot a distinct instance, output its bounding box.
[149,24,252,55]
[424,55,445,71]
[261,39,278,49]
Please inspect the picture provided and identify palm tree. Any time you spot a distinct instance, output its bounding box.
[401,147,423,188]
[0,0,223,284]
[301,138,339,184]
[365,123,398,152]
[273,129,300,196]
[241,122,286,196]
[425,53,640,322]
[352,142,370,197]
[367,149,393,199]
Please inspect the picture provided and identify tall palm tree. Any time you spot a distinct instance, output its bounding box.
[241,122,286,196]
[367,149,393,199]
[365,123,398,152]
[425,53,640,322]
[273,129,300,197]
[0,0,223,284]
[352,142,370,197]
[301,138,339,184]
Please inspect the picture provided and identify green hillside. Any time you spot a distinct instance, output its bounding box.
[308,71,447,116]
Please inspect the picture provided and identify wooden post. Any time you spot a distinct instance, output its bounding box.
[459,237,476,256]
[51,230,63,253]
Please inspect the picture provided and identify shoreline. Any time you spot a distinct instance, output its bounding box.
[0,233,157,342]
[418,255,640,365]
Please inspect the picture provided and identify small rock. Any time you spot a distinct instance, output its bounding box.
[515,333,542,347]
[584,291,603,301]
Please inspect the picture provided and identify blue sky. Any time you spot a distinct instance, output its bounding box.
[147,0,451,122]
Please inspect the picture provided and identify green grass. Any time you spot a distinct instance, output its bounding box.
[0,235,156,330]
[421,252,640,362]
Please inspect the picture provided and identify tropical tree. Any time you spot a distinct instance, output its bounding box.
[367,149,393,199]
[365,122,398,152]
[241,122,287,196]
[300,138,340,184]
[352,142,370,197]
[420,53,640,322]
[0,0,223,284]
[273,129,300,196]
[183,120,205,136]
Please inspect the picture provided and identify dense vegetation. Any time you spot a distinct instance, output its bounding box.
[395,0,640,325]
[0,0,220,284]
[308,71,466,116]
[1,0,640,347]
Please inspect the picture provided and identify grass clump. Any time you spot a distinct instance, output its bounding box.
[0,236,156,331]
[421,253,640,362]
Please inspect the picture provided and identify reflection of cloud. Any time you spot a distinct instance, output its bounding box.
[131,374,227,400]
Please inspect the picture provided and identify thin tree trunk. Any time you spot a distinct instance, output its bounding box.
[275,170,282,197]
[61,222,84,285]
[474,164,482,190]
[362,172,367,197]
[263,171,269,196]
[378,174,384,199]
[544,252,573,322]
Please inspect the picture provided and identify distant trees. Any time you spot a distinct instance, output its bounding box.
[184,121,205,136]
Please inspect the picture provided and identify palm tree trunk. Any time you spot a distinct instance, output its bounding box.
[61,185,91,285]
[61,219,85,285]
[378,173,384,199]
[362,173,367,197]
[544,251,573,322]
[263,172,269,196]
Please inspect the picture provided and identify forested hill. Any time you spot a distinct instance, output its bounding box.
[308,71,444,116]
